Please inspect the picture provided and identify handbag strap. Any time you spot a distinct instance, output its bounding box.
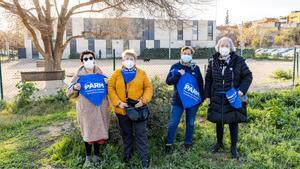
[123,78,128,99]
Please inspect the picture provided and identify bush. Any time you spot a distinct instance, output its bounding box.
[69,52,80,59]
[147,76,172,138]
[140,48,255,59]
[13,81,39,111]
[12,82,70,114]
[236,48,256,58]
[272,69,292,80]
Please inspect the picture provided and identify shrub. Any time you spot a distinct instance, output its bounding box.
[147,76,172,138]
[234,48,256,58]
[13,81,39,111]
[272,69,292,80]
[69,52,80,59]
[140,48,255,59]
[12,82,70,114]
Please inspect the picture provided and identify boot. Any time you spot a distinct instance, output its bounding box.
[165,144,172,154]
[142,159,150,168]
[231,144,240,159]
[184,143,193,150]
[211,142,224,153]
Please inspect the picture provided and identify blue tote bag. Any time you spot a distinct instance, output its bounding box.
[77,74,108,106]
[176,71,202,109]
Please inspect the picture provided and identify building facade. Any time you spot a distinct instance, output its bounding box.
[24,17,216,59]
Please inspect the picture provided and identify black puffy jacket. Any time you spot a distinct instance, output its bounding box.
[204,52,253,123]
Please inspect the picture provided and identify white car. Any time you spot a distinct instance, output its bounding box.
[265,49,277,55]
[256,49,268,55]
[272,48,293,56]
[281,49,300,57]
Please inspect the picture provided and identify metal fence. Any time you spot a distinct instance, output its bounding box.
[0,48,299,101]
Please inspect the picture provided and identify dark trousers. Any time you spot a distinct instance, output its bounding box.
[216,122,238,147]
[117,114,148,161]
[84,142,100,156]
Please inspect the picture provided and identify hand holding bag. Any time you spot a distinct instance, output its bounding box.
[123,78,149,122]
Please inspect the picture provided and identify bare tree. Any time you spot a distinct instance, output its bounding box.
[0,0,212,71]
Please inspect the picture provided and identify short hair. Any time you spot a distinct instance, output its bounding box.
[215,37,236,52]
[181,46,195,54]
[80,50,95,62]
[122,49,137,60]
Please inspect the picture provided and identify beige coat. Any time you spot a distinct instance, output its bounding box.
[67,66,109,142]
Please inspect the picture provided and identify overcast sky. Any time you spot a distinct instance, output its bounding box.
[0,0,299,30]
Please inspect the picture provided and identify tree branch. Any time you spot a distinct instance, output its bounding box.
[72,1,125,15]
[11,0,47,57]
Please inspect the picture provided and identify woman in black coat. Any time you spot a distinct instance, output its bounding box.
[204,37,253,158]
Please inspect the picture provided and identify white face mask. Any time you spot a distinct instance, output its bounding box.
[181,55,193,63]
[123,60,135,69]
[83,59,95,69]
[219,47,230,56]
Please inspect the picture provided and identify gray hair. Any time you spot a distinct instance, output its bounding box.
[122,49,137,60]
[215,37,236,52]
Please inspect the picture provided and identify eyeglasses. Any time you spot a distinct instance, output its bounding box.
[83,57,94,62]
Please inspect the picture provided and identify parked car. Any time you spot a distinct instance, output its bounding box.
[255,48,264,53]
[262,49,277,55]
[281,49,300,58]
[256,48,268,55]
[271,48,293,56]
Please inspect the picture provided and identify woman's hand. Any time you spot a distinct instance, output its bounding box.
[206,98,211,105]
[238,91,244,97]
[118,102,128,109]
[73,83,81,90]
[178,69,185,75]
[135,100,144,108]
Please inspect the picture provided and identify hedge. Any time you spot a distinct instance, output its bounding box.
[140,48,255,59]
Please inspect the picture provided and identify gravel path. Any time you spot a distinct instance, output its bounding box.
[1,59,298,100]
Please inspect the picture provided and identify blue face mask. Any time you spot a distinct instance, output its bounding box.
[181,55,192,63]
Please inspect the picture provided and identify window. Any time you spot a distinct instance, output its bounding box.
[192,20,198,40]
[70,40,77,54]
[177,20,183,40]
[84,18,92,32]
[185,40,191,46]
[66,19,72,38]
[154,40,160,48]
[123,40,129,50]
[88,37,95,52]
[106,40,112,57]
[208,21,214,41]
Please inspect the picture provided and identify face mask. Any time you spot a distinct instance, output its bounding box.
[83,59,95,69]
[123,60,135,69]
[181,55,192,63]
[219,47,230,56]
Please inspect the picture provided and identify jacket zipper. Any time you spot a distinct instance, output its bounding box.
[221,64,225,126]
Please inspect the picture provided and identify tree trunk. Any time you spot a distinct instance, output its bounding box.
[41,35,63,71]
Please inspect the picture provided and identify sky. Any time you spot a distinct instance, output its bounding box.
[213,0,300,25]
[0,0,300,31]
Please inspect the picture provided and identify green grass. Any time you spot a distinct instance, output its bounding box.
[0,85,299,169]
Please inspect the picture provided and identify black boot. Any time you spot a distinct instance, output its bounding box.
[184,144,193,150]
[231,145,240,159]
[211,142,224,153]
[142,159,150,168]
[165,144,172,154]
[123,154,132,163]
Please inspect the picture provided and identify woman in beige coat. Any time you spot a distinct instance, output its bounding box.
[67,50,109,168]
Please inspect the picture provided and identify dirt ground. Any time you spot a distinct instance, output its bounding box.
[1,59,297,100]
